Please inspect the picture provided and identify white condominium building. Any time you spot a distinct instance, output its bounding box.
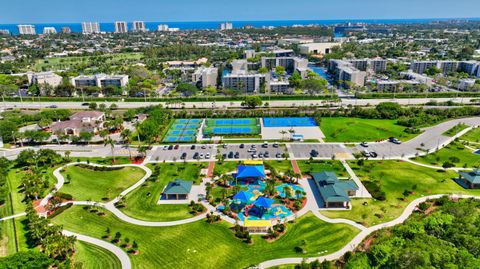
[157,24,169,31]
[82,22,100,34]
[18,25,36,35]
[220,22,233,30]
[27,72,63,88]
[132,21,147,32]
[43,27,57,34]
[70,74,129,88]
[114,21,128,33]
[192,67,218,89]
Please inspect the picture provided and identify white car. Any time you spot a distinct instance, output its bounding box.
[199,153,204,159]
[163,145,169,150]
[205,153,210,159]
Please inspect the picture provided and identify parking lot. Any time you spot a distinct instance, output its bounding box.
[148,142,287,162]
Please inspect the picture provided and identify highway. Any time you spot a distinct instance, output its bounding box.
[1,97,477,110]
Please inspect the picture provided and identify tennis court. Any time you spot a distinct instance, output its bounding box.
[263,117,317,127]
[163,119,202,142]
[203,118,260,136]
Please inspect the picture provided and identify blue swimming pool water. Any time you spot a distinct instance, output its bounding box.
[263,117,317,127]
[276,183,305,199]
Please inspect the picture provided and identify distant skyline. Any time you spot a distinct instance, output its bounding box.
[1,0,479,24]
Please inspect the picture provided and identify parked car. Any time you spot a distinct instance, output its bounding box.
[168,145,174,150]
[276,153,282,158]
[193,152,199,159]
[174,144,180,150]
[360,142,369,147]
[239,144,245,149]
[273,142,279,148]
[163,145,169,150]
[190,145,196,150]
[228,151,234,158]
[81,103,90,106]
[362,149,370,157]
[180,152,187,159]
[369,152,378,158]
[234,152,240,159]
[389,137,402,144]
[247,148,256,153]
[205,153,210,159]
[262,142,268,148]
[264,152,270,158]
[199,153,204,159]
[222,144,227,148]
[251,144,256,148]
[310,150,319,157]
[251,154,258,159]
[201,145,207,149]
[47,105,58,108]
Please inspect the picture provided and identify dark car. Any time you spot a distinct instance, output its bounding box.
[168,145,174,150]
[310,150,319,157]
[389,137,402,144]
[81,102,90,106]
[47,105,58,108]
[180,152,187,159]
[193,152,199,159]
[234,152,240,159]
[190,145,196,150]
[276,153,282,158]
[239,144,245,149]
[228,151,234,158]
[369,152,378,158]
[174,144,180,150]
[360,142,369,147]
[264,152,270,158]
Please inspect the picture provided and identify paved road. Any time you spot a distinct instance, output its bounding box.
[2,97,478,110]
[63,230,131,269]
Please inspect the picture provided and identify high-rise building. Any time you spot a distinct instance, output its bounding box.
[329,59,366,88]
[18,24,36,35]
[157,24,169,31]
[43,27,57,35]
[132,21,146,32]
[81,22,100,34]
[114,21,128,33]
[61,27,71,34]
[220,22,233,30]
[192,67,219,89]
[223,72,267,93]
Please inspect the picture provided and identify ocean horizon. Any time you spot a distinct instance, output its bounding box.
[2,17,480,35]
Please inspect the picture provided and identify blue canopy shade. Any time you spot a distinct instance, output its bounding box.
[254,196,274,208]
[236,165,265,179]
[233,190,253,203]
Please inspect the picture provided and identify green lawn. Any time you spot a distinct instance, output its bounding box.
[33,53,143,72]
[73,157,133,165]
[460,127,480,143]
[213,161,241,177]
[74,241,121,269]
[296,160,348,177]
[52,206,358,269]
[413,141,480,168]
[120,163,207,221]
[443,123,469,136]
[264,160,293,175]
[61,165,146,201]
[322,160,480,226]
[319,117,417,142]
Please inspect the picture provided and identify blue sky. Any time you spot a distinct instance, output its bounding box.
[1,0,479,23]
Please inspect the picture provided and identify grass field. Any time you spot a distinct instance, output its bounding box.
[33,53,143,72]
[73,157,133,165]
[61,165,146,201]
[120,163,208,221]
[460,127,480,143]
[319,117,417,142]
[52,207,358,269]
[322,160,480,226]
[443,123,469,136]
[296,160,348,177]
[413,141,480,168]
[74,241,121,269]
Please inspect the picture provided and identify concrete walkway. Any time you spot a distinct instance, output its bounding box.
[258,194,480,268]
[340,160,372,198]
[63,230,131,269]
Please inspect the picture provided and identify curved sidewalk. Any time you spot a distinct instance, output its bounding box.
[63,230,131,269]
[258,194,480,268]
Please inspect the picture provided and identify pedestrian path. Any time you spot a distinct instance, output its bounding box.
[290,160,302,177]
[340,160,372,198]
[207,161,215,178]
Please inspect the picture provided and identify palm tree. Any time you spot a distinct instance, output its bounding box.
[121,129,132,159]
[104,137,116,163]
[279,130,288,141]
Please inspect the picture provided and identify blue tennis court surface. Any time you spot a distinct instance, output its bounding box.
[163,119,202,142]
[263,117,317,127]
[211,119,255,125]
